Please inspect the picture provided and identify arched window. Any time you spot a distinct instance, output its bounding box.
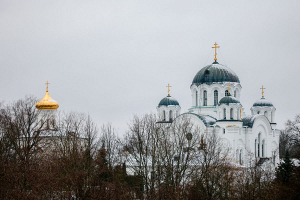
[230,108,233,120]
[203,90,207,106]
[223,108,226,119]
[204,70,209,82]
[234,90,237,97]
[214,90,218,106]
[264,111,268,118]
[239,149,243,165]
[169,110,173,122]
[225,90,229,96]
[262,140,265,157]
[257,111,260,114]
[195,91,198,106]
[255,139,257,157]
[163,110,166,121]
[258,133,261,157]
[236,149,239,162]
[271,112,273,122]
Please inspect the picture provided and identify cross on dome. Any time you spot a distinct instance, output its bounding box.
[260,85,266,98]
[166,84,171,96]
[212,42,220,61]
[45,81,50,92]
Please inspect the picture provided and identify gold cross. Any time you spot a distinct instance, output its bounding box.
[260,85,266,98]
[45,81,50,92]
[166,84,171,96]
[212,42,220,61]
[228,83,231,94]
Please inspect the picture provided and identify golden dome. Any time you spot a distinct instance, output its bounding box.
[36,82,59,110]
[36,91,59,110]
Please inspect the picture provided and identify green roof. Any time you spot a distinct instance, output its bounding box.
[158,95,180,107]
[192,62,240,86]
[219,95,240,105]
[253,97,274,107]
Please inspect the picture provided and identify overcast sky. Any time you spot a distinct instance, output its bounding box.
[1,0,300,135]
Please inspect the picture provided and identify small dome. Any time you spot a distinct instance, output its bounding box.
[253,97,273,107]
[36,91,59,110]
[219,95,240,105]
[192,62,240,86]
[158,95,179,107]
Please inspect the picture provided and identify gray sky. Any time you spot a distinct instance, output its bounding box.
[1,0,300,135]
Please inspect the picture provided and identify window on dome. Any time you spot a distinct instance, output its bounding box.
[223,108,226,119]
[225,90,229,96]
[169,110,173,122]
[214,90,218,106]
[230,108,233,120]
[264,111,268,118]
[234,90,237,97]
[204,70,209,82]
[163,111,166,121]
[257,111,260,114]
[203,90,207,106]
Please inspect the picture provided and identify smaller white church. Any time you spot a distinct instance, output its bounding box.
[156,43,280,167]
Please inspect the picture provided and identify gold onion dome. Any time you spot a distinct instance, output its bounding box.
[36,82,59,110]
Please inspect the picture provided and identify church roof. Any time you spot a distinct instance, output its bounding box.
[181,113,217,127]
[241,115,259,127]
[158,95,180,107]
[219,95,240,105]
[192,62,240,86]
[253,97,274,107]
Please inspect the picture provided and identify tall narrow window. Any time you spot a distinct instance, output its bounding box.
[255,139,257,157]
[258,133,261,157]
[203,90,207,106]
[225,90,229,96]
[230,108,233,120]
[169,110,173,122]
[163,111,166,121]
[234,90,237,97]
[239,150,243,165]
[214,90,218,106]
[262,140,265,157]
[264,111,268,119]
[195,91,198,106]
[223,108,226,119]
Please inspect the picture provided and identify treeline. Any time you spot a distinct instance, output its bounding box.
[0,96,300,199]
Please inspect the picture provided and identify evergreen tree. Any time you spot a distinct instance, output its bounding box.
[276,150,294,184]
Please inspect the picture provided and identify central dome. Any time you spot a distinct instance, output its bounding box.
[192,62,240,86]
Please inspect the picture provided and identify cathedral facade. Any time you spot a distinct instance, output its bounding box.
[156,44,280,167]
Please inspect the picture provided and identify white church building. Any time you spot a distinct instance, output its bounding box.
[156,43,280,167]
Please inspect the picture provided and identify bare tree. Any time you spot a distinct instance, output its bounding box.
[99,123,121,168]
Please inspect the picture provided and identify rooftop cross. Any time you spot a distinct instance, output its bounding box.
[212,42,220,62]
[45,81,50,92]
[166,84,171,96]
[228,82,231,94]
[260,85,266,98]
